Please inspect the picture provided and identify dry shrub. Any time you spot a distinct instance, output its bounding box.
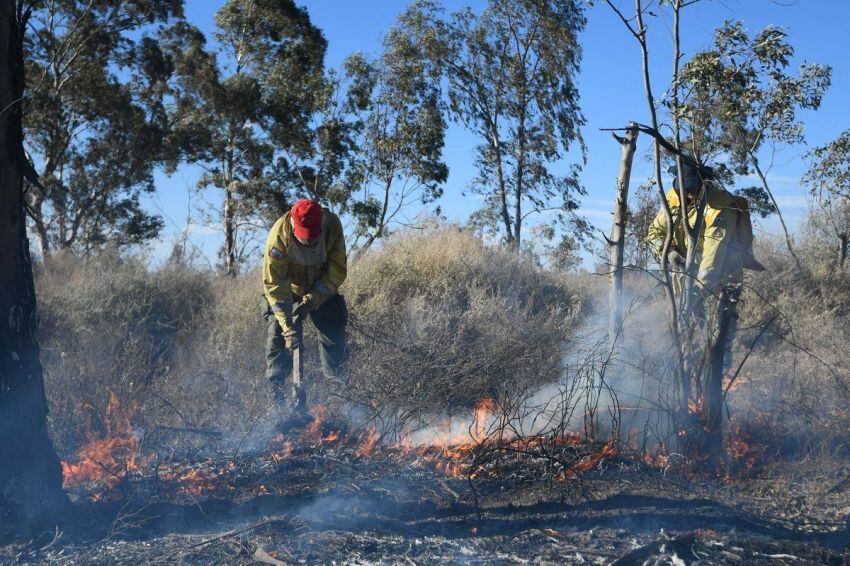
[342,226,584,435]
[37,250,277,458]
[36,251,212,455]
[150,274,273,453]
[731,234,850,455]
[37,227,590,457]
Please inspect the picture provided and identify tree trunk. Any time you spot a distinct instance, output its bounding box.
[839,233,848,269]
[359,177,392,257]
[0,0,67,528]
[491,126,513,246]
[608,123,638,343]
[223,184,237,276]
[513,112,526,250]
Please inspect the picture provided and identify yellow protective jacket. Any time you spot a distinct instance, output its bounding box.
[647,184,754,293]
[263,208,347,331]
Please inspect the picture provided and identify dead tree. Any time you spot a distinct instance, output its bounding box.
[0,0,67,527]
[608,123,638,343]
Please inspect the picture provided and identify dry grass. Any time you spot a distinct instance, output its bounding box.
[342,226,584,436]
[732,235,850,456]
[36,227,586,457]
[35,223,850,463]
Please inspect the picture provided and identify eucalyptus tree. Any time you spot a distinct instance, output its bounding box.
[394,0,586,248]
[804,129,850,268]
[1,0,67,526]
[679,21,831,269]
[273,58,368,215]
[164,0,326,275]
[273,43,447,254]
[22,0,183,257]
[345,27,448,253]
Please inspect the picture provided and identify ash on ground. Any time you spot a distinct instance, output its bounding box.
[2,436,849,565]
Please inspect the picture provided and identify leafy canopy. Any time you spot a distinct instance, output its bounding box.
[23,0,184,254]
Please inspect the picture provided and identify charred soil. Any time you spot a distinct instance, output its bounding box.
[2,435,849,565]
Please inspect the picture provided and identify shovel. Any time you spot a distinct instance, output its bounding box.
[276,310,312,433]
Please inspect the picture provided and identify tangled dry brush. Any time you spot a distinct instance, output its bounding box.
[35,224,850,466]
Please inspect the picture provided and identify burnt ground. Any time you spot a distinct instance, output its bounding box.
[2,442,850,565]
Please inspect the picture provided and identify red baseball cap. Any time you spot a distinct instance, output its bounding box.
[291,198,323,240]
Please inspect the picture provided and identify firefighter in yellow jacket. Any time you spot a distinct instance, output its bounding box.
[647,162,764,295]
[263,198,347,411]
[647,162,764,373]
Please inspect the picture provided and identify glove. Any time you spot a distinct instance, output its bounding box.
[293,293,321,318]
[283,326,301,351]
[667,249,686,269]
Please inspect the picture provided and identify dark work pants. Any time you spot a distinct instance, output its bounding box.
[264,294,348,388]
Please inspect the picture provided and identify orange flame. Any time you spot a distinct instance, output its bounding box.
[688,396,704,415]
[564,441,617,478]
[354,427,379,457]
[269,434,294,462]
[61,392,143,491]
[643,444,670,469]
[302,405,327,442]
[722,374,749,393]
[472,398,497,442]
[726,421,760,470]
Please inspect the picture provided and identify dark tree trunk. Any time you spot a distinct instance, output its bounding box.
[839,233,848,269]
[359,177,392,256]
[0,0,67,529]
[491,127,513,246]
[224,185,237,276]
[513,112,526,250]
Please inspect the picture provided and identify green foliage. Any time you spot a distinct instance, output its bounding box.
[159,0,326,271]
[23,0,184,255]
[343,25,449,251]
[275,58,368,209]
[391,0,587,246]
[805,129,850,199]
[734,186,777,218]
[679,20,831,169]
[803,130,850,265]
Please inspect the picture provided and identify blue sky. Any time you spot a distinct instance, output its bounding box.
[145,0,850,265]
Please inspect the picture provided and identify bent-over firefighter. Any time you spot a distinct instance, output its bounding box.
[263,198,348,420]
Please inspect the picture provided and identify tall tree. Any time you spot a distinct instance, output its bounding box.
[1,0,67,527]
[163,0,326,275]
[678,21,831,270]
[346,35,448,253]
[22,0,183,257]
[271,46,447,255]
[395,0,586,248]
[275,57,368,215]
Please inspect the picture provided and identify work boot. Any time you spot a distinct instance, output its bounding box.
[274,384,313,433]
